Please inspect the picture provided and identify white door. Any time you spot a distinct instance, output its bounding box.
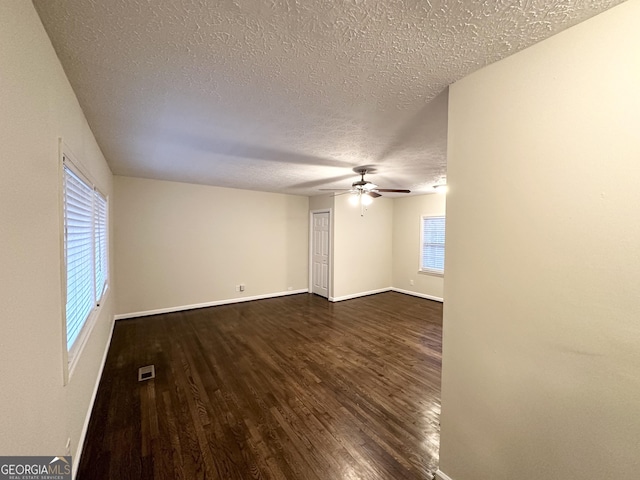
[312,212,330,298]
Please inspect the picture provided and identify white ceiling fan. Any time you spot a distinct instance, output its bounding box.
[320,166,411,215]
[320,166,411,199]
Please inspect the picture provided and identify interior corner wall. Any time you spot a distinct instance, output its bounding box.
[113,176,309,315]
[440,2,640,479]
[331,194,393,300]
[392,194,446,300]
[0,0,115,465]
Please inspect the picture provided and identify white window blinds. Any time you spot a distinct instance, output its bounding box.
[94,190,108,301]
[63,163,108,354]
[421,216,445,274]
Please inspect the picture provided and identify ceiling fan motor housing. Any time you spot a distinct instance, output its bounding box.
[320,166,410,196]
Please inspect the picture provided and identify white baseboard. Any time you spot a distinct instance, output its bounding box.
[114,289,309,320]
[329,287,392,302]
[73,315,116,479]
[390,287,444,303]
[435,470,454,480]
[328,287,444,303]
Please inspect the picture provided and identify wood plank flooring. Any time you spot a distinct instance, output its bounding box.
[78,292,442,480]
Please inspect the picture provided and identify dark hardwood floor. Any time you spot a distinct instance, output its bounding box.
[78,292,442,480]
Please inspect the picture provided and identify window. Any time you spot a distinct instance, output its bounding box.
[63,159,108,372]
[420,215,445,274]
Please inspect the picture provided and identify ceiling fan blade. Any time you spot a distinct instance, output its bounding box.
[332,191,354,197]
[375,188,411,193]
[290,173,356,189]
[367,191,382,198]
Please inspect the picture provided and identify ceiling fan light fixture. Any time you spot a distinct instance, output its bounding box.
[323,168,411,210]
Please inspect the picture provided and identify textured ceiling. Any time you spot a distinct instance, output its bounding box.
[33,0,624,197]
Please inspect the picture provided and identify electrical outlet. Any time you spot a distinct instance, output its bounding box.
[239,284,245,292]
[287,286,293,291]
[409,279,414,286]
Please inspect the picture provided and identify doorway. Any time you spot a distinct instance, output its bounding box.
[310,210,330,298]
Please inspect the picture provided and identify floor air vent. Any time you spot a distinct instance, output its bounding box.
[138,365,156,381]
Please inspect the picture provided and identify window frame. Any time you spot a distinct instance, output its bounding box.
[61,148,109,382]
[419,215,445,276]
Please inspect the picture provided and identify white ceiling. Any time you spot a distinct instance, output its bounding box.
[33,0,623,197]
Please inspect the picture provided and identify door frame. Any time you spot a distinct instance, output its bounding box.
[309,208,332,299]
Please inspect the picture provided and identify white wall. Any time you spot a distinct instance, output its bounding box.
[114,176,309,315]
[309,194,334,212]
[332,194,393,300]
[0,0,114,465]
[393,193,446,300]
[440,2,640,479]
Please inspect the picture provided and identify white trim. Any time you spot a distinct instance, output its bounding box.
[58,139,69,384]
[329,287,392,302]
[418,268,444,278]
[72,315,116,479]
[67,288,109,379]
[390,287,444,303]
[114,289,309,320]
[309,208,332,299]
[435,469,454,480]
[328,287,444,303]
[61,140,103,193]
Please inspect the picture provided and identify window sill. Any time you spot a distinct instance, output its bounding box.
[418,269,444,278]
[66,285,110,384]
